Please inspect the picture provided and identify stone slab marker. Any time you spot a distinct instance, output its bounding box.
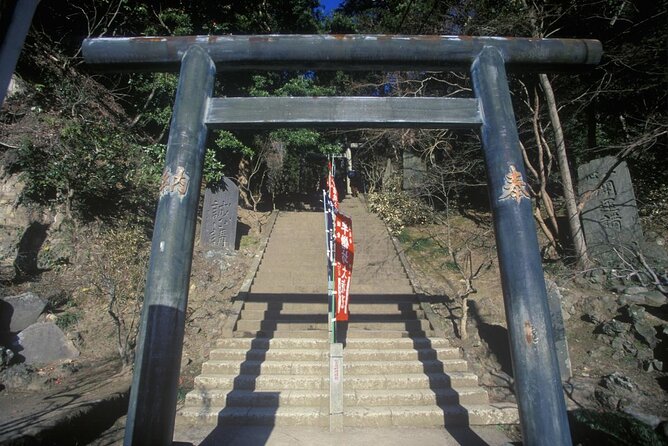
[200,177,239,250]
[578,156,643,265]
[402,149,427,191]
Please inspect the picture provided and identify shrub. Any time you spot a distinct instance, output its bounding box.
[367,191,434,235]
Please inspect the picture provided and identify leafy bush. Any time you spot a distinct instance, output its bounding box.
[17,119,157,220]
[367,191,435,235]
[91,224,150,366]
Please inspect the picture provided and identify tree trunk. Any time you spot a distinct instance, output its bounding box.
[237,156,252,209]
[539,74,590,268]
[459,296,468,340]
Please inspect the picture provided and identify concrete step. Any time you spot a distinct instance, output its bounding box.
[242,293,419,304]
[184,386,489,409]
[250,284,327,293]
[216,337,329,350]
[344,372,479,390]
[344,329,437,339]
[345,388,490,407]
[209,348,329,361]
[343,347,461,361]
[351,284,414,294]
[342,403,519,427]
[237,312,427,323]
[344,359,468,374]
[179,406,328,426]
[194,373,326,391]
[345,337,450,349]
[343,404,518,428]
[233,329,329,339]
[201,358,467,376]
[340,405,463,427]
[185,388,327,408]
[235,320,431,332]
[238,307,424,319]
[215,336,449,350]
[202,360,327,375]
[230,329,437,339]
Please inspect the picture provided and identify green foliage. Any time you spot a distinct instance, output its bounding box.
[214,131,254,157]
[128,73,179,133]
[56,310,81,331]
[367,191,434,235]
[17,119,157,218]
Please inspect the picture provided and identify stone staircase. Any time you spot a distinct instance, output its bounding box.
[178,197,518,428]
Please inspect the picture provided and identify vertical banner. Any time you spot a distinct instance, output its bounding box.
[334,212,354,321]
[328,161,339,210]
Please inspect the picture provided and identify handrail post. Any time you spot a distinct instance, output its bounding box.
[124,45,215,446]
[471,46,572,446]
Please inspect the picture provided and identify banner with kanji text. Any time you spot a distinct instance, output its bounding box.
[334,212,354,321]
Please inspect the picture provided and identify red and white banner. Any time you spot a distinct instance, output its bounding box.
[334,212,354,321]
[327,162,339,210]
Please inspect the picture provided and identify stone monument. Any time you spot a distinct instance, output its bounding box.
[402,149,427,191]
[578,156,643,265]
[200,177,239,251]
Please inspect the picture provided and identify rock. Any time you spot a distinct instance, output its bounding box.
[618,294,649,306]
[0,292,47,333]
[633,321,659,348]
[641,359,663,372]
[601,372,635,391]
[598,319,629,337]
[14,322,79,364]
[594,388,620,410]
[625,286,650,295]
[643,290,667,306]
[621,304,647,324]
[6,75,27,100]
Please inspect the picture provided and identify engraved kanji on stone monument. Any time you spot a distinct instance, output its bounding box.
[578,156,643,265]
[201,177,239,250]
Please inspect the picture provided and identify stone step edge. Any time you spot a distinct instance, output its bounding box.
[177,403,518,426]
[184,387,490,407]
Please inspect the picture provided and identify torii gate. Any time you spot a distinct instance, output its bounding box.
[82,35,602,446]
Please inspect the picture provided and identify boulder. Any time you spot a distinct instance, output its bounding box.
[14,322,79,364]
[0,292,46,333]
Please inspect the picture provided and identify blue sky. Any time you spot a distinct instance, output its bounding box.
[319,0,344,15]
